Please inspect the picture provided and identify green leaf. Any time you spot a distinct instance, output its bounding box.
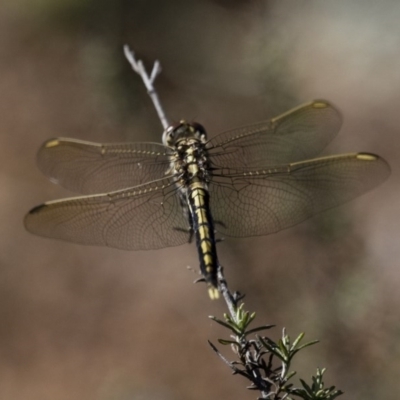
[285,371,297,381]
[291,332,305,349]
[278,339,290,359]
[218,339,239,346]
[289,369,343,399]
[209,315,242,334]
[246,325,275,335]
[295,340,319,351]
[258,337,285,361]
[299,378,312,395]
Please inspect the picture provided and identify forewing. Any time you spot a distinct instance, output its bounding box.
[24,178,191,250]
[37,138,172,194]
[209,153,390,237]
[208,100,342,168]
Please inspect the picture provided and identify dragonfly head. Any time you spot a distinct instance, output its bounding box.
[162,120,207,147]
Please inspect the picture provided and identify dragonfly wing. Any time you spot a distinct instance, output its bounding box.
[37,138,172,194]
[208,100,342,168]
[24,178,191,250]
[210,153,390,237]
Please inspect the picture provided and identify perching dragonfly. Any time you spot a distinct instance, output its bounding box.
[24,100,390,298]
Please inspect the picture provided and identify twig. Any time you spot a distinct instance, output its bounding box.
[217,265,242,321]
[123,45,170,130]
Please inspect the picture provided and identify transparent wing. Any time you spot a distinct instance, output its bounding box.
[24,178,191,250]
[208,100,342,168]
[37,138,172,194]
[209,153,390,237]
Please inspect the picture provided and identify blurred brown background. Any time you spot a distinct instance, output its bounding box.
[1,0,399,399]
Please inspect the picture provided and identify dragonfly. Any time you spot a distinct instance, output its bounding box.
[24,100,390,298]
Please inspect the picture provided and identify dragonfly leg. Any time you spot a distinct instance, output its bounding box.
[213,220,226,243]
[173,226,194,243]
[214,220,227,229]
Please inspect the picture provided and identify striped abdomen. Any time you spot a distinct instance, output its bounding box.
[188,183,219,299]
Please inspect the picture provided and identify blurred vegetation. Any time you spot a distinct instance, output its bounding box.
[0,0,398,400]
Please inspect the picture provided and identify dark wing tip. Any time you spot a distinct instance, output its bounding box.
[27,203,47,215]
[24,203,47,233]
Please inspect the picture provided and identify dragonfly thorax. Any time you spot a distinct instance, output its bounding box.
[163,120,211,186]
[172,137,211,184]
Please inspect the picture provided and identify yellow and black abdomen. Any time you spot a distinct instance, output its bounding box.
[188,183,219,299]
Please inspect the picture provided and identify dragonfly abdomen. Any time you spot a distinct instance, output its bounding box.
[187,182,219,299]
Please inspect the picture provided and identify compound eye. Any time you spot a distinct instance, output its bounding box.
[162,126,175,146]
[192,122,206,134]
